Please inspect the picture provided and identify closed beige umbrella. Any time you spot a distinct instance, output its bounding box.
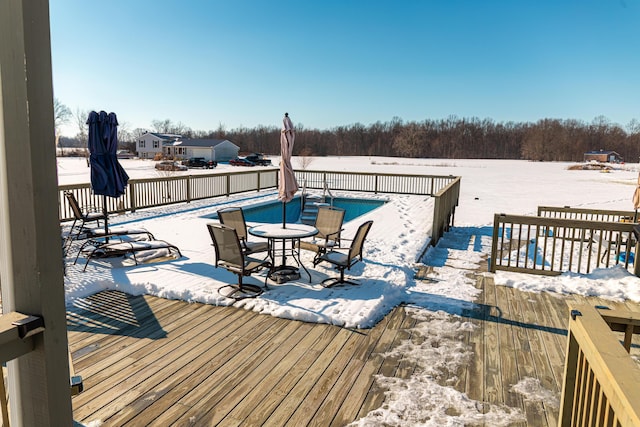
[278,112,299,228]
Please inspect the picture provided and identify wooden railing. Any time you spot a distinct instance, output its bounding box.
[490,213,640,276]
[58,169,279,221]
[293,170,454,195]
[59,169,460,246]
[431,177,461,245]
[559,304,640,426]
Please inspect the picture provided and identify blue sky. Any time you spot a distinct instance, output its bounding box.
[50,0,640,136]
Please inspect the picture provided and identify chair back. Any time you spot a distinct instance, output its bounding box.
[348,220,373,263]
[65,191,84,220]
[315,207,345,241]
[207,223,245,271]
[217,207,248,241]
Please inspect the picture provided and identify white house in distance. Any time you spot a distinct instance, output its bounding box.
[136,132,181,159]
[136,132,240,162]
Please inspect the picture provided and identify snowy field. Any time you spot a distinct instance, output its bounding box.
[60,156,640,426]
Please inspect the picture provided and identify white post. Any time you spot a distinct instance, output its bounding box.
[0,0,74,425]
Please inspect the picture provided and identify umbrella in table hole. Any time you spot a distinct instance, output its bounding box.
[278,112,299,228]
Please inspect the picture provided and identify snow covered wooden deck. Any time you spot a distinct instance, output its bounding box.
[67,273,640,426]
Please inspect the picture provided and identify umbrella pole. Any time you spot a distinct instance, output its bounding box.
[103,195,109,243]
[282,201,286,229]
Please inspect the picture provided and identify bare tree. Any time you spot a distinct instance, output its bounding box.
[151,119,173,133]
[73,108,91,164]
[297,147,314,170]
[392,122,425,157]
[54,98,71,153]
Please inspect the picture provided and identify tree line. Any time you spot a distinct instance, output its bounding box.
[208,115,640,163]
[56,101,640,162]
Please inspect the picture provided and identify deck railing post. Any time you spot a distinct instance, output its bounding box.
[186,175,192,203]
[0,1,74,424]
[129,181,137,212]
[634,239,640,277]
[558,330,580,427]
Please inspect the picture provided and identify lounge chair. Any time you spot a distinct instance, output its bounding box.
[207,223,272,300]
[217,207,269,255]
[73,227,156,264]
[298,206,345,266]
[82,240,182,271]
[316,220,373,287]
[63,191,107,244]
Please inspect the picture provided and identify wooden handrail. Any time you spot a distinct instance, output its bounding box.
[490,213,640,276]
[0,312,44,364]
[559,304,640,426]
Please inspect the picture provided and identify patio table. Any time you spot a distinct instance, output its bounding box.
[248,223,318,282]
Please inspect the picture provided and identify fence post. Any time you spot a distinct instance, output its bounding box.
[374,174,379,194]
[186,175,191,203]
[257,171,261,192]
[634,239,640,277]
[129,182,137,212]
[226,174,231,197]
[558,329,580,426]
[489,214,502,273]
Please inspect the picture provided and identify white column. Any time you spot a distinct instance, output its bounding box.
[0,0,74,425]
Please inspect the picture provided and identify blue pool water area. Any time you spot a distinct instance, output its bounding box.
[205,196,385,224]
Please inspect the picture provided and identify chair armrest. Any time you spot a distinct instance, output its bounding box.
[325,228,344,240]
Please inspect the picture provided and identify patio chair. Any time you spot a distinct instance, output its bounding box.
[317,220,373,287]
[207,223,272,300]
[64,191,107,243]
[298,206,345,266]
[217,207,269,255]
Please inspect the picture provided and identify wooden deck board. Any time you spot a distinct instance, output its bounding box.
[67,282,640,426]
[136,312,287,426]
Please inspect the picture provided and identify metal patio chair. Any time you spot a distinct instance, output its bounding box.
[298,206,345,266]
[217,207,269,255]
[317,220,373,287]
[207,223,272,300]
[64,191,108,244]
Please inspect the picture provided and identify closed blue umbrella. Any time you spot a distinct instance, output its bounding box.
[87,111,129,236]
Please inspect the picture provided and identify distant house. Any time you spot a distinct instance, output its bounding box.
[168,139,240,162]
[136,132,181,159]
[136,133,241,162]
[583,150,624,163]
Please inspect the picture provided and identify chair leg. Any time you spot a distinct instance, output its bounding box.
[218,273,264,300]
[321,266,360,287]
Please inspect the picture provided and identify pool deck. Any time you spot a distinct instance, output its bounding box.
[68,264,640,426]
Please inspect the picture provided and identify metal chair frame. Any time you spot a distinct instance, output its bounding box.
[317,220,373,287]
[207,223,272,300]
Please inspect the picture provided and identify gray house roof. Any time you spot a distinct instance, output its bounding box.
[584,150,620,156]
[172,138,239,148]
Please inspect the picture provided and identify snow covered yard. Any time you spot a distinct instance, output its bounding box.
[61,157,640,426]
